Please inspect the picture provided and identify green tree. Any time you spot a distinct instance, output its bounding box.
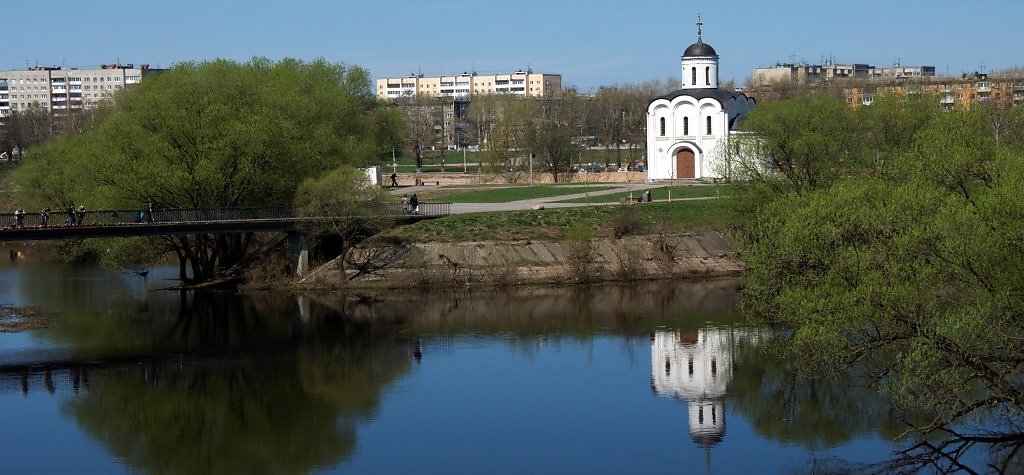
[294,166,396,278]
[739,105,1024,471]
[731,91,863,196]
[13,58,397,282]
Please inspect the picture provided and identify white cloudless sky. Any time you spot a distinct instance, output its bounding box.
[3,0,1022,91]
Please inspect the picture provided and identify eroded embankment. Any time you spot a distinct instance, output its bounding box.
[297,232,741,289]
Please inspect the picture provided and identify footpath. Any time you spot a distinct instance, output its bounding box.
[388,182,712,214]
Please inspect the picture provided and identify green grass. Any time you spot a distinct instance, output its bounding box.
[387,198,745,243]
[424,185,620,203]
[554,185,730,204]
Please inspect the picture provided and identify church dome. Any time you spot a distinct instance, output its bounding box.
[684,42,718,58]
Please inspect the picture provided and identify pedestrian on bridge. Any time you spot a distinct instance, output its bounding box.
[66,203,76,226]
[40,207,50,227]
[410,194,419,215]
[14,208,24,228]
[76,205,87,226]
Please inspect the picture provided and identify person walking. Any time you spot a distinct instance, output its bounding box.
[14,207,24,228]
[76,205,87,226]
[40,207,50,227]
[66,203,76,226]
[409,194,419,215]
[389,173,398,187]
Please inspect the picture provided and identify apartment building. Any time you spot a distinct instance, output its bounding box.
[752,61,934,88]
[375,70,562,100]
[0,63,161,117]
[843,72,1024,109]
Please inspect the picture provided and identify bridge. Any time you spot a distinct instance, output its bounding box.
[0,202,451,275]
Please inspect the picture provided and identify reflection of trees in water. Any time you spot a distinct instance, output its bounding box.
[728,337,905,449]
[65,356,361,474]
[730,337,1024,474]
[50,290,415,475]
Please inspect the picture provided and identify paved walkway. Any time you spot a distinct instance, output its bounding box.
[389,182,711,214]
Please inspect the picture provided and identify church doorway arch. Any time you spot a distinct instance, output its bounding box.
[675,148,696,178]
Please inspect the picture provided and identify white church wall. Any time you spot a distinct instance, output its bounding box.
[646,96,731,180]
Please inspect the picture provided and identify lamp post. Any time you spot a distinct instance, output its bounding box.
[529,153,534,186]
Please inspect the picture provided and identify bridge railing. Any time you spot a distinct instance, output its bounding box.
[0,202,451,229]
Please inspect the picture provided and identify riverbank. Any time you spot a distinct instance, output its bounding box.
[294,232,741,290]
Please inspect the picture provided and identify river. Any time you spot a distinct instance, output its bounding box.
[0,259,911,474]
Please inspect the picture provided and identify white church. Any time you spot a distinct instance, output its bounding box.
[646,17,755,180]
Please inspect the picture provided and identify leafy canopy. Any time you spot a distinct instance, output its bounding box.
[14,57,400,210]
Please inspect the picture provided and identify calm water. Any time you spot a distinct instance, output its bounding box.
[0,259,906,474]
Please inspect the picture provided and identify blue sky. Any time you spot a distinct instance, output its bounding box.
[3,0,1022,91]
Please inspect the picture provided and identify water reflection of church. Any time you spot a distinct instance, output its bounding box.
[651,327,758,451]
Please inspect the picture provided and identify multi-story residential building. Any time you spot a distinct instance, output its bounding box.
[842,72,1024,109]
[752,61,875,87]
[375,70,562,100]
[752,61,935,89]
[749,57,1021,110]
[0,63,161,117]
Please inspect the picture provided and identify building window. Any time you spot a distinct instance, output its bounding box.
[659,117,666,136]
[684,117,689,135]
[706,116,712,135]
[705,67,710,85]
[691,67,696,86]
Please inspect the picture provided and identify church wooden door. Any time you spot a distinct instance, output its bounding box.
[675,149,695,178]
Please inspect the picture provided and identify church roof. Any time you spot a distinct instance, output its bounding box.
[683,42,718,58]
[653,88,736,104]
[649,89,757,130]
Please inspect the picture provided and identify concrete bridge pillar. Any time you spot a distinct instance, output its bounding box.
[287,231,309,277]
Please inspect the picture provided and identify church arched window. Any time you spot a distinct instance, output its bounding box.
[706,116,712,135]
[659,117,666,136]
[691,67,696,86]
[705,67,711,85]
[683,117,689,136]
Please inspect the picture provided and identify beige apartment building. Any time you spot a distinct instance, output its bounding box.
[376,70,562,100]
[843,73,1024,109]
[0,63,161,117]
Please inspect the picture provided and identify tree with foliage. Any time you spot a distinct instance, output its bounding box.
[739,103,1024,472]
[730,91,862,196]
[294,166,400,279]
[13,58,401,283]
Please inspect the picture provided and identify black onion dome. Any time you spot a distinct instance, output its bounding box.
[683,42,718,57]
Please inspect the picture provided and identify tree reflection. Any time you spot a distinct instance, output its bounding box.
[728,337,905,448]
[51,291,413,474]
[730,337,1024,473]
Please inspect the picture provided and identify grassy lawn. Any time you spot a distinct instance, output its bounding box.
[554,185,730,204]
[387,198,744,243]
[425,185,621,203]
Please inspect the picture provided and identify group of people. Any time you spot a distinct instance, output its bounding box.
[8,201,155,229]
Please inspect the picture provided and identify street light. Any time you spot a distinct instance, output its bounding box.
[529,153,534,186]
